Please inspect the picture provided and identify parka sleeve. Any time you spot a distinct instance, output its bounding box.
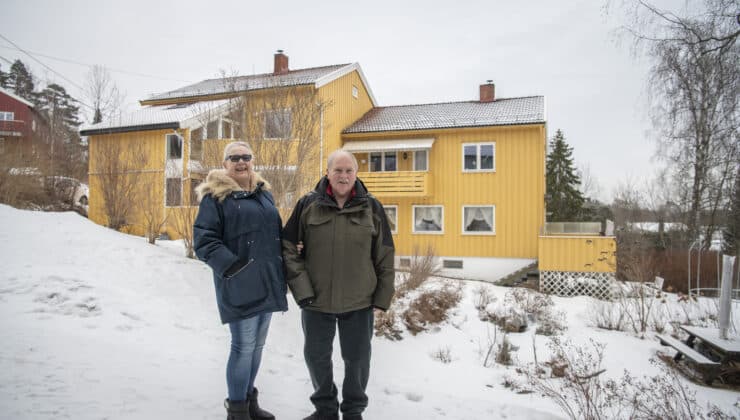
[281,196,315,303]
[370,198,396,310]
[193,194,240,277]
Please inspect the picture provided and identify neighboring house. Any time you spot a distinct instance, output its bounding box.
[0,87,45,161]
[80,51,615,287]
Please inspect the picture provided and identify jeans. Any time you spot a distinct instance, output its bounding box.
[301,307,374,416]
[227,312,272,401]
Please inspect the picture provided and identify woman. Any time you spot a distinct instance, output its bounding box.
[194,141,287,420]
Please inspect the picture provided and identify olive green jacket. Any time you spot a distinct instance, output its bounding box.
[282,177,395,313]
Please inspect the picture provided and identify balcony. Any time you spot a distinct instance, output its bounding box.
[358,171,431,198]
[0,120,25,137]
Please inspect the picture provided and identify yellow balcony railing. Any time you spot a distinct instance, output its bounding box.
[357,171,431,198]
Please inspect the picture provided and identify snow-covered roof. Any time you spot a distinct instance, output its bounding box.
[79,99,232,136]
[143,63,377,105]
[0,86,34,108]
[343,96,545,134]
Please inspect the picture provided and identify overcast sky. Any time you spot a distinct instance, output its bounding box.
[2,0,674,201]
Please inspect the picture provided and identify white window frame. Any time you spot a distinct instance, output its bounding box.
[368,151,398,172]
[413,149,429,172]
[384,205,398,234]
[462,142,496,173]
[166,133,183,159]
[412,205,444,235]
[462,205,496,235]
[352,85,359,99]
[263,109,292,140]
[0,111,14,121]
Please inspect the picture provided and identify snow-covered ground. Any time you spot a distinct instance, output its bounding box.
[0,204,738,419]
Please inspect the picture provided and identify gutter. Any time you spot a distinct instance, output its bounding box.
[80,122,180,136]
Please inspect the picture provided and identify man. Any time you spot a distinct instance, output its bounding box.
[282,149,395,420]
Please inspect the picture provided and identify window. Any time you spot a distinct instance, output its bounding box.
[462,205,496,235]
[206,120,219,139]
[369,151,397,172]
[352,85,359,99]
[412,205,443,234]
[190,128,203,161]
[166,178,182,206]
[222,120,232,139]
[384,205,398,234]
[190,179,202,205]
[413,150,428,171]
[0,112,14,121]
[166,134,183,159]
[399,258,411,268]
[264,109,291,139]
[462,142,495,172]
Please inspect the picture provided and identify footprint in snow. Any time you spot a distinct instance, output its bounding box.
[405,392,423,402]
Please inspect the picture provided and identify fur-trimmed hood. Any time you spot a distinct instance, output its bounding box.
[195,169,271,202]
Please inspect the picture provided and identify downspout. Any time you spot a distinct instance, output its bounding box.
[319,103,324,176]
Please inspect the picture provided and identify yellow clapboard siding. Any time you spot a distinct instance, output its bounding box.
[538,236,617,273]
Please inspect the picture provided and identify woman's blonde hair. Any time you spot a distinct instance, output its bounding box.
[223,141,253,161]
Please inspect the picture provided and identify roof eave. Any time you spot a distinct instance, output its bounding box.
[80,122,181,136]
[343,120,546,135]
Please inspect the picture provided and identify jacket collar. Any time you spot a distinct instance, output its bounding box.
[313,176,369,208]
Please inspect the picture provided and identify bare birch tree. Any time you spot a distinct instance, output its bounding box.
[93,139,145,230]
[611,0,739,246]
[84,65,124,124]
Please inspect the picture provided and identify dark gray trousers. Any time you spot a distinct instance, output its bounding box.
[301,307,374,416]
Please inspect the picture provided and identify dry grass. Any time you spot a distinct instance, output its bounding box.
[401,284,462,335]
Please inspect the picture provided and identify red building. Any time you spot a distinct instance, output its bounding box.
[0,87,46,161]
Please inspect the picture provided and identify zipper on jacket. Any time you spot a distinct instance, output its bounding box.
[226,258,254,279]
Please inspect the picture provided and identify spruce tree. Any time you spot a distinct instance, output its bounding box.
[0,64,8,89]
[6,60,35,101]
[546,129,585,221]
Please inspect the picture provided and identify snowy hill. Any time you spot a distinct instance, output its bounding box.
[0,205,737,419]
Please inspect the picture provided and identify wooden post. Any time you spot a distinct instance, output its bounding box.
[719,255,735,339]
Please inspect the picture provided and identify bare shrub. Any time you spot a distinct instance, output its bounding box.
[396,244,441,298]
[374,308,403,341]
[92,139,146,230]
[496,335,514,366]
[481,288,566,335]
[587,300,627,331]
[431,346,452,364]
[479,326,498,368]
[536,310,567,336]
[136,175,167,244]
[401,284,462,335]
[525,338,611,419]
[473,284,496,311]
[170,206,197,258]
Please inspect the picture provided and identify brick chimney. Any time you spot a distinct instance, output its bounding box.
[274,50,289,75]
[480,80,495,103]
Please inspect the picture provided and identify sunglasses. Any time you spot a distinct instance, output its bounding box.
[226,154,252,163]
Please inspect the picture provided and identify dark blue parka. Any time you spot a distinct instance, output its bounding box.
[193,169,288,324]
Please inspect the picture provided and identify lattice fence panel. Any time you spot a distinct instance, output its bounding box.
[540,270,616,300]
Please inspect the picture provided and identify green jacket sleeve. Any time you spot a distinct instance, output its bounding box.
[370,198,396,310]
[281,196,315,303]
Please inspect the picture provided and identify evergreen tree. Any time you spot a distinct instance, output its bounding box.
[36,83,85,178]
[0,63,8,89]
[36,83,81,129]
[6,60,35,101]
[546,129,585,221]
[723,168,740,256]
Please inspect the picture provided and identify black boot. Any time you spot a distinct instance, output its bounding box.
[303,412,339,420]
[246,387,275,420]
[224,399,251,420]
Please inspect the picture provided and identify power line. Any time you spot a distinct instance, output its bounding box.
[0,44,193,84]
[0,34,95,111]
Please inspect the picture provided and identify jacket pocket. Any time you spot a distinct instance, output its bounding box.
[223,259,268,308]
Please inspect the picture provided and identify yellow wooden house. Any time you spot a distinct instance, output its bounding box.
[80,50,615,292]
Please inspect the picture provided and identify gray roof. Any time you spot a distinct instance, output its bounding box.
[79,99,231,136]
[343,96,545,134]
[145,64,352,102]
